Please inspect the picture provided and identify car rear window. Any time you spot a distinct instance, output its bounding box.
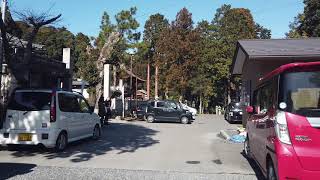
[8,91,51,111]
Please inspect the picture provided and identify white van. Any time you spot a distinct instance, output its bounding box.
[0,89,101,151]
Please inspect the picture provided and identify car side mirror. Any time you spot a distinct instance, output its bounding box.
[246,106,254,114]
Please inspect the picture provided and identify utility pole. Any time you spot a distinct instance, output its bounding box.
[155,65,158,99]
[129,54,133,114]
[147,61,150,100]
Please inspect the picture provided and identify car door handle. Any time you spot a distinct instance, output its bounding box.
[7,115,12,118]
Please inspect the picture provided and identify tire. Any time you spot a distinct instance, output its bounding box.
[146,115,155,123]
[92,125,101,140]
[244,136,252,159]
[55,132,68,152]
[181,116,189,124]
[267,160,277,180]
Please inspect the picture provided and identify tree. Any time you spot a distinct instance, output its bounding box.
[287,0,320,38]
[286,14,306,38]
[155,8,200,100]
[0,7,61,124]
[95,12,115,49]
[16,11,61,63]
[299,0,320,37]
[255,23,271,39]
[143,13,169,98]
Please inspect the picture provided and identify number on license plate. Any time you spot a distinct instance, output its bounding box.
[18,134,32,141]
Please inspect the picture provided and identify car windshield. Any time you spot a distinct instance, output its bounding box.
[280,71,320,117]
[8,91,51,111]
[230,103,241,109]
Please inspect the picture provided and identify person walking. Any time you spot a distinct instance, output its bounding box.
[104,97,112,125]
[98,95,107,126]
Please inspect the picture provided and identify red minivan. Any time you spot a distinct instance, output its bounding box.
[244,62,320,180]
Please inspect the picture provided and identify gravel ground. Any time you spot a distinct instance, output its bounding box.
[4,166,257,180]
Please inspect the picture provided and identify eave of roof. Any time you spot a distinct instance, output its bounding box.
[231,38,320,75]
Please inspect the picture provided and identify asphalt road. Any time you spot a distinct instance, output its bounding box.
[0,115,263,180]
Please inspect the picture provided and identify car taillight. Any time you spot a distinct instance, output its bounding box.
[50,92,56,123]
[275,111,291,145]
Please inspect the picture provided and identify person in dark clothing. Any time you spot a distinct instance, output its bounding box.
[104,97,112,125]
[98,95,107,126]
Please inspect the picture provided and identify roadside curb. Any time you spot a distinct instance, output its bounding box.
[219,130,231,140]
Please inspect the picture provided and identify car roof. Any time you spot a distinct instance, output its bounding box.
[15,89,83,96]
[259,61,320,84]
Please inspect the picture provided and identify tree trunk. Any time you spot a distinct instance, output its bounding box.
[94,32,120,109]
[147,62,150,100]
[155,65,158,99]
[199,95,203,114]
[113,65,117,87]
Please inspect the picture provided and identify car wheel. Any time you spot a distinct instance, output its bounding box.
[267,160,277,180]
[92,125,101,140]
[146,115,155,123]
[244,136,252,159]
[55,132,68,152]
[181,116,189,124]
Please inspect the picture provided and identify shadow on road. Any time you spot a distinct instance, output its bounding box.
[0,163,36,179]
[7,122,159,163]
[241,151,265,180]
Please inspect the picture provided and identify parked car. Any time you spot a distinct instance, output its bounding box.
[135,103,148,120]
[0,89,101,151]
[180,103,197,119]
[244,62,320,180]
[224,102,243,123]
[145,100,192,124]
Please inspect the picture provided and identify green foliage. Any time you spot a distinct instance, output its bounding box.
[115,7,141,45]
[287,0,320,38]
[95,12,116,49]
[299,0,320,37]
[155,8,201,97]
[74,33,99,87]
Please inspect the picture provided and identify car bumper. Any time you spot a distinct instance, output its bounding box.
[276,142,320,180]
[229,112,242,121]
[0,129,60,148]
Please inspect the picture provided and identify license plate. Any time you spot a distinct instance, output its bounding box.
[18,133,32,141]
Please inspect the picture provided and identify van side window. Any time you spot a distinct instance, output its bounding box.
[157,101,166,108]
[253,90,261,114]
[59,94,81,112]
[253,82,274,114]
[260,83,273,113]
[150,101,155,107]
[78,96,90,113]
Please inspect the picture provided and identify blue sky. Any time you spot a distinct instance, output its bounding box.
[11,0,304,38]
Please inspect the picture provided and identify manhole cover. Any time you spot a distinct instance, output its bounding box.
[186,161,200,164]
[212,159,222,165]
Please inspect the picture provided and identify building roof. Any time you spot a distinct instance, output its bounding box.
[232,38,320,75]
[120,64,146,82]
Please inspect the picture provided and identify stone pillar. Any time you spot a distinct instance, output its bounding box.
[62,48,72,91]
